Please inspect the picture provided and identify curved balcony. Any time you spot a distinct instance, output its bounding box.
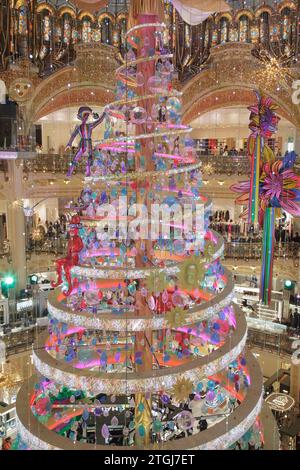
[0,1,298,81]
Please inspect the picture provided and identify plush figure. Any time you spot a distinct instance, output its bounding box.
[51,215,83,296]
[66,106,107,177]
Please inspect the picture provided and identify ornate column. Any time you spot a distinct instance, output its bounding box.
[6,160,27,290]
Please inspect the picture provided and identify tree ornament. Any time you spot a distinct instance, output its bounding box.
[166,307,187,328]
[171,377,194,402]
[177,254,205,289]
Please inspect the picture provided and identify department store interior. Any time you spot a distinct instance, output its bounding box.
[0,0,300,453]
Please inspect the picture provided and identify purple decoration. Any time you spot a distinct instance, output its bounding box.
[101,424,110,439]
[206,390,215,402]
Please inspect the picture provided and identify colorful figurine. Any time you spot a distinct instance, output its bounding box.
[51,215,83,296]
[66,106,107,177]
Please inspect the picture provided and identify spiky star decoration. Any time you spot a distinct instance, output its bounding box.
[171,377,194,402]
[252,44,296,91]
[166,307,187,328]
[177,254,205,290]
[145,270,169,293]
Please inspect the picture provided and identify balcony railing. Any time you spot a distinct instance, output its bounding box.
[20,153,250,176]
[16,153,299,177]
[224,241,300,261]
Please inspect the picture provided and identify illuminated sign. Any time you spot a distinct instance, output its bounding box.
[265,393,295,412]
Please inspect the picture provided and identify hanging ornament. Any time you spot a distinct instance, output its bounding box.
[101,423,110,439]
[171,377,194,402]
[147,295,156,311]
[111,416,119,426]
[136,72,145,87]
[176,410,194,431]
[162,289,169,304]
[177,255,205,290]
[130,106,147,124]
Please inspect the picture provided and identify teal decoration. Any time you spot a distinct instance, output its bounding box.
[207,380,215,389]
[153,419,163,433]
[128,283,136,295]
[138,402,145,412]
[138,424,145,437]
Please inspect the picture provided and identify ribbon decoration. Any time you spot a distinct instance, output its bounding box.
[232,149,300,304]
[232,92,300,304]
[247,91,280,226]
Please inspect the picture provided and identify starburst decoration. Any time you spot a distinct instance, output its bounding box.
[166,307,187,328]
[203,241,215,262]
[252,45,297,91]
[171,377,194,402]
[177,254,205,290]
[202,163,214,176]
[145,270,169,293]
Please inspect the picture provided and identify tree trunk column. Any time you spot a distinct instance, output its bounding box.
[133,8,161,447]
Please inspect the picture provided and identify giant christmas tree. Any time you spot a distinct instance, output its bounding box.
[14,5,265,451]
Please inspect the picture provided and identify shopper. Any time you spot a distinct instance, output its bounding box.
[222,146,228,156]
[2,437,12,450]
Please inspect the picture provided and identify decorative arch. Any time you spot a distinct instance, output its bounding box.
[235,9,254,22]
[33,87,113,122]
[58,6,76,19]
[181,42,300,129]
[98,12,115,24]
[78,11,95,22]
[215,12,232,22]
[36,3,55,15]
[278,1,297,13]
[183,87,298,128]
[254,6,274,18]
[15,0,26,9]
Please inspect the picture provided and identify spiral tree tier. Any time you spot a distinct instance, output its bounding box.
[14,20,264,451]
